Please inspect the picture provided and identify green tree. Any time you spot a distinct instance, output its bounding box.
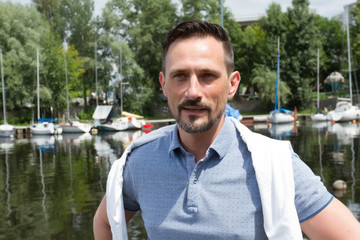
[181,0,203,21]
[32,0,66,38]
[235,25,265,87]
[109,39,145,115]
[62,0,96,107]
[104,0,178,115]
[252,65,291,108]
[0,2,84,120]
[284,0,322,109]
[350,2,360,93]
[315,16,346,92]
[259,3,288,69]
[0,2,47,111]
[34,0,98,108]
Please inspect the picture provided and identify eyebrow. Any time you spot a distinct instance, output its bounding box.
[169,67,221,75]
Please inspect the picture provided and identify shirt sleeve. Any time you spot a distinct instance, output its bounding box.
[292,152,333,222]
[123,154,141,212]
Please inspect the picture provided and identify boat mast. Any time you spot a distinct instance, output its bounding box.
[346,5,353,105]
[95,25,98,106]
[274,36,280,111]
[37,48,40,121]
[317,48,320,110]
[120,40,123,114]
[0,49,7,124]
[63,40,70,121]
[220,0,223,28]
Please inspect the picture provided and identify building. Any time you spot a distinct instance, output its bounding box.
[235,14,263,29]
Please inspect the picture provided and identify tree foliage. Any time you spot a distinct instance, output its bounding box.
[252,65,291,108]
[284,0,321,108]
[350,1,360,90]
[103,0,177,115]
[0,0,356,120]
[258,0,323,109]
[316,16,346,75]
[0,1,84,119]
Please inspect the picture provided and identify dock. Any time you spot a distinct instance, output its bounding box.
[14,126,31,137]
[145,114,312,127]
[11,114,312,138]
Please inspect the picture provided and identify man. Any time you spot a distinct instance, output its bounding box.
[94,20,360,239]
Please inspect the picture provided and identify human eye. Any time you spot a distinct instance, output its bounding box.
[174,73,185,78]
[201,72,217,81]
[203,72,216,78]
[172,72,187,80]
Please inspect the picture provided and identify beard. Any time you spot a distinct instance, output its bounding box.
[172,99,224,134]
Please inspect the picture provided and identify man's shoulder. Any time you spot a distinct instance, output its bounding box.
[228,117,290,151]
[129,124,176,155]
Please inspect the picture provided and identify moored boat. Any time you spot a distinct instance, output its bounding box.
[327,9,360,122]
[0,124,15,137]
[97,116,145,132]
[268,110,295,124]
[60,41,92,134]
[311,49,328,122]
[268,37,294,124]
[31,119,63,135]
[327,101,360,122]
[61,121,93,133]
[0,49,15,138]
[31,49,62,135]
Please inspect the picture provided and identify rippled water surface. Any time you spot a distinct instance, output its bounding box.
[0,121,359,239]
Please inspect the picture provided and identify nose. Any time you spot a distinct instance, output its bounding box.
[184,75,202,100]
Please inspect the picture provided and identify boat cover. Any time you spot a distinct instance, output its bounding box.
[225,104,241,120]
[38,118,57,123]
[92,105,118,121]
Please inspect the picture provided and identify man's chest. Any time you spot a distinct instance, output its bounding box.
[130,152,266,239]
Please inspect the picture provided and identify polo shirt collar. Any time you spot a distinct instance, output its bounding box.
[208,116,234,159]
[168,116,234,159]
[168,124,182,157]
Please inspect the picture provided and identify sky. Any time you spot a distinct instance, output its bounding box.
[6,0,357,19]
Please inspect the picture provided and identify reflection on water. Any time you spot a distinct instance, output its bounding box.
[0,123,359,239]
[267,122,297,138]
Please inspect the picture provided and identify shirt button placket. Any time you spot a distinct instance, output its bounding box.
[187,168,199,214]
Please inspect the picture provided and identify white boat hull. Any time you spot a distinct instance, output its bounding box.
[268,112,294,124]
[327,101,360,122]
[0,124,15,137]
[311,113,328,122]
[61,122,92,133]
[31,122,63,135]
[98,117,145,132]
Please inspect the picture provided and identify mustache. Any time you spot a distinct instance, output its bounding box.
[178,99,210,110]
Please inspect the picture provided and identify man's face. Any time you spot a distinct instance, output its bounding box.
[159,36,239,134]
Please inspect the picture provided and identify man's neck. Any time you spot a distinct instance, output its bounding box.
[178,116,225,163]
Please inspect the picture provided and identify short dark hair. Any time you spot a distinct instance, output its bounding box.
[161,20,234,75]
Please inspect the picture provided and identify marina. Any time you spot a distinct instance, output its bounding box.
[0,120,359,239]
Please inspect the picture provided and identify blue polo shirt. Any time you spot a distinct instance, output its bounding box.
[123,117,332,239]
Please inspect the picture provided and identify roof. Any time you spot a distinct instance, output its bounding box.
[92,105,118,120]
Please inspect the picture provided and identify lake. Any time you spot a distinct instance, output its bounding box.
[0,121,359,239]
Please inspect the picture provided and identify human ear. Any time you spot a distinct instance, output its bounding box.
[228,71,241,99]
[159,72,167,97]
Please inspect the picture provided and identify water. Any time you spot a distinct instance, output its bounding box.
[0,121,359,239]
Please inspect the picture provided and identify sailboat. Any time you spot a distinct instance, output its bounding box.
[268,37,294,124]
[0,50,15,137]
[60,41,92,133]
[312,49,328,122]
[327,6,360,122]
[96,41,147,132]
[31,48,63,135]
